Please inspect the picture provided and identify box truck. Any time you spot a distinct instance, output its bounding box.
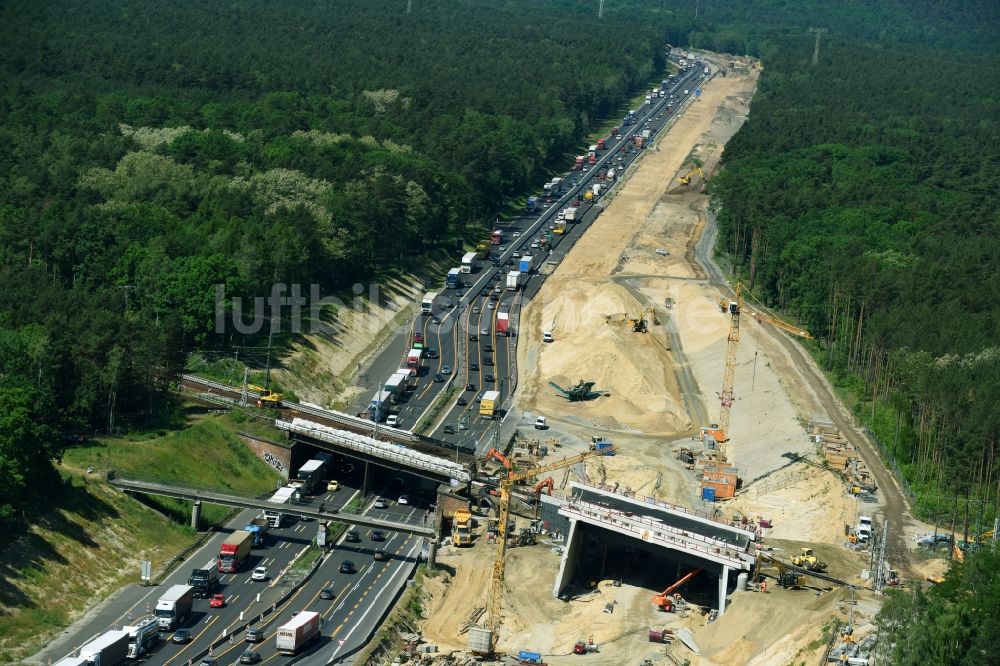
[275,611,321,655]
[155,584,194,630]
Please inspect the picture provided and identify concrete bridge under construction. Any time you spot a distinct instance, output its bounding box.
[108,475,436,538]
[543,482,757,615]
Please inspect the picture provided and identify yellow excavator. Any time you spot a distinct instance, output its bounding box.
[678,166,705,186]
[628,307,654,333]
[247,384,283,409]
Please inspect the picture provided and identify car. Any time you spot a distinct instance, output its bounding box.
[433,373,444,383]
[245,627,264,643]
[442,365,451,375]
[172,629,192,644]
[340,560,356,574]
[484,374,496,383]
[386,414,400,426]
[251,566,268,582]
[512,231,521,238]
[431,316,441,324]
[443,424,456,434]
[481,327,489,335]
[512,252,522,259]
[483,357,493,366]
[476,393,485,403]
[201,659,219,666]
[345,529,361,543]
[424,349,439,359]
[374,549,388,561]
[480,289,489,297]
[469,334,478,342]
[455,291,465,298]
[487,301,496,309]
[240,651,262,665]
[472,306,480,314]
[483,345,493,353]
[535,416,548,429]
[374,498,388,509]
[469,362,479,371]
[582,165,589,172]
[320,588,336,600]
[209,593,226,608]
[542,331,554,343]
[490,292,499,301]
[398,494,409,505]
[371,530,386,541]
[456,397,468,406]
[327,479,340,492]
[499,246,506,251]
[466,383,477,392]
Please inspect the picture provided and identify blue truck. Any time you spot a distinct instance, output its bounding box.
[244,516,270,547]
[447,267,461,289]
[526,196,539,214]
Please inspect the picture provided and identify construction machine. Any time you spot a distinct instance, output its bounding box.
[479,444,617,652]
[628,307,654,333]
[754,552,852,589]
[790,547,827,572]
[549,380,606,402]
[532,477,555,496]
[678,166,705,186]
[710,283,812,447]
[247,384,283,408]
[652,568,703,611]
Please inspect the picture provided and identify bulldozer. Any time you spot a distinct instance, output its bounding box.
[790,547,827,572]
[549,380,606,402]
[247,384,283,409]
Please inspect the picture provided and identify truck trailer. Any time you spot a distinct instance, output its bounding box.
[369,389,392,422]
[563,207,578,222]
[243,516,270,547]
[421,292,437,314]
[125,617,159,659]
[505,271,525,291]
[496,312,510,336]
[479,390,501,417]
[518,255,534,274]
[447,267,461,289]
[461,252,478,274]
[76,629,129,666]
[188,557,220,597]
[218,530,252,573]
[264,485,297,528]
[155,584,194,631]
[275,611,321,655]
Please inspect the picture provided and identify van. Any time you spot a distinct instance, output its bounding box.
[534,416,548,430]
[542,331,554,343]
[857,515,873,542]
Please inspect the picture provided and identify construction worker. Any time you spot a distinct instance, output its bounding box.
[761,579,767,594]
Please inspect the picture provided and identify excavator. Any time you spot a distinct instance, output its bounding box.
[652,568,703,611]
[678,166,705,186]
[628,307,654,333]
[755,552,852,590]
[549,380,606,401]
[532,477,555,495]
[247,384,283,409]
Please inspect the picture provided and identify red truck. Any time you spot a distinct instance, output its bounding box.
[597,138,606,150]
[588,153,596,165]
[218,530,252,573]
[491,230,502,245]
[496,312,510,336]
[574,156,584,170]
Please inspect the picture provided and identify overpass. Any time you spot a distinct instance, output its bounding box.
[552,482,757,615]
[108,475,436,538]
[277,418,473,485]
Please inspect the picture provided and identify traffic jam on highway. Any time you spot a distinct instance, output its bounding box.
[365,56,707,453]
[56,54,706,666]
[56,454,434,666]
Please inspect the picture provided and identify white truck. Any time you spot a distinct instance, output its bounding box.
[591,184,603,198]
[857,515,873,542]
[264,485,297,528]
[155,584,194,631]
[74,629,129,666]
[563,206,578,222]
[276,610,321,655]
[125,617,159,659]
[506,270,526,291]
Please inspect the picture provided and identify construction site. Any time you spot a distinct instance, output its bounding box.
[372,52,939,666]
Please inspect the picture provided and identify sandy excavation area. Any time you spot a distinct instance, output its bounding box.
[414,54,891,666]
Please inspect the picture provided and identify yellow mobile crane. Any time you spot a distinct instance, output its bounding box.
[481,445,616,652]
[712,283,812,446]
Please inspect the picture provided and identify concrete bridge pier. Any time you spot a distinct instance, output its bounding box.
[552,518,582,598]
[427,538,437,569]
[191,500,202,530]
[718,565,730,615]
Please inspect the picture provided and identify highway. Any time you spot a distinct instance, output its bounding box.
[351,60,707,454]
[54,468,432,666]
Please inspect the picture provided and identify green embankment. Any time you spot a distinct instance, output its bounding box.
[0,410,281,662]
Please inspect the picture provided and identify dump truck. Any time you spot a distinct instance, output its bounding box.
[218,530,252,573]
[244,516,270,547]
[496,312,510,336]
[453,508,473,546]
[480,390,501,417]
[188,557,220,597]
[74,629,129,666]
[155,584,194,630]
[125,617,159,659]
[275,611,321,655]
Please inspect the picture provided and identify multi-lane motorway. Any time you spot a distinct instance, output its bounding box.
[55,468,432,665]
[353,60,706,454]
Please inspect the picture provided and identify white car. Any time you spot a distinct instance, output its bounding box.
[397,494,409,505]
[542,331,554,343]
[386,415,400,427]
[251,566,268,582]
[374,498,389,509]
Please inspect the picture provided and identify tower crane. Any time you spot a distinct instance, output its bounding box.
[480,444,616,651]
[712,283,812,447]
